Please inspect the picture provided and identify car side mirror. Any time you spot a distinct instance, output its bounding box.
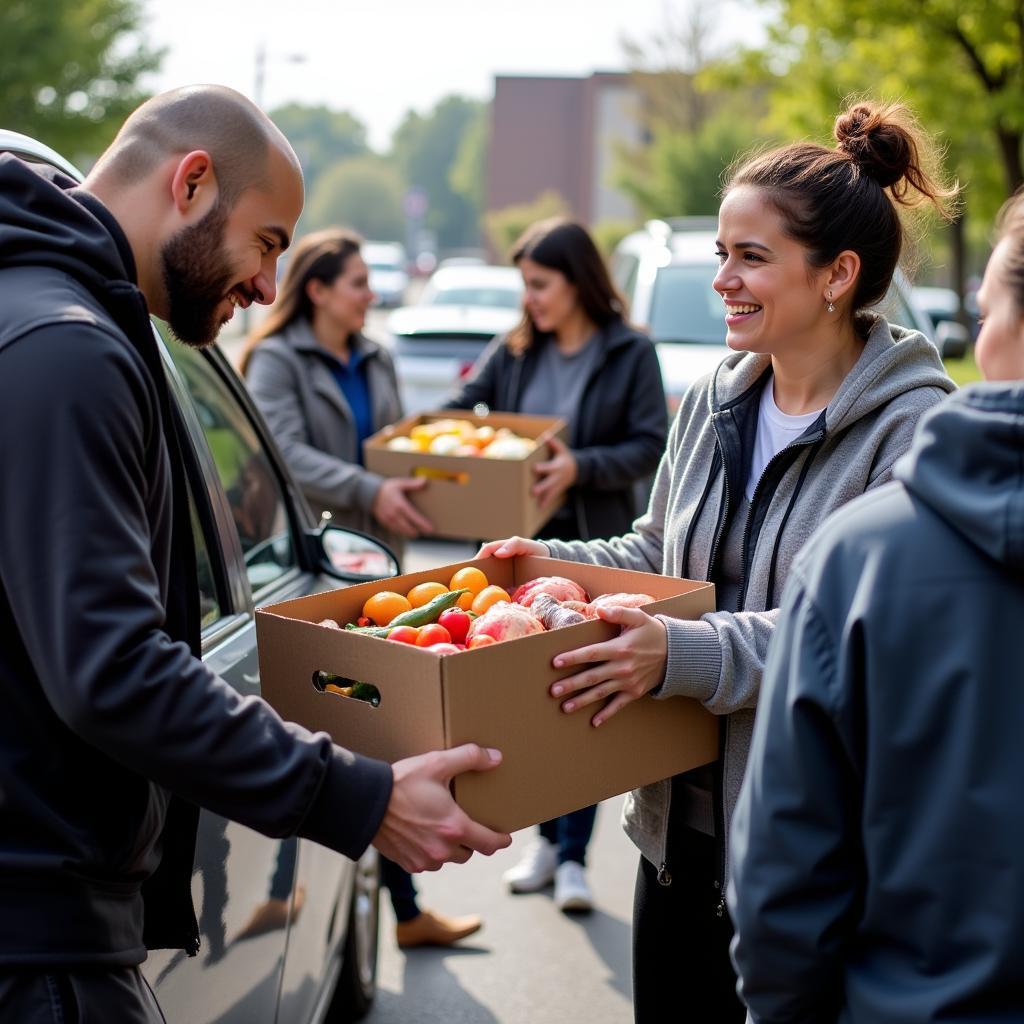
[305,524,400,582]
[935,320,970,360]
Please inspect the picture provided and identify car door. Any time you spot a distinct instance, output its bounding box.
[142,340,355,1024]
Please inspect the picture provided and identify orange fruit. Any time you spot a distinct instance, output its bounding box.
[362,590,412,626]
[450,567,489,610]
[406,581,449,608]
[449,566,489,595]
[470,585,511,616]
[467,634,498,649]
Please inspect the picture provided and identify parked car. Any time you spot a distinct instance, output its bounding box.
[613,217,968,410]
[364,241,409,307]
[1,128,396,1024]
[386,264,524,413]
[913,285,977,346]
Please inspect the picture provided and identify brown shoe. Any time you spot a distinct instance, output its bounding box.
[395,908,483,949]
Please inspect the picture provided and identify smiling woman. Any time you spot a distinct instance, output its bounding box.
[478,99,960,1023]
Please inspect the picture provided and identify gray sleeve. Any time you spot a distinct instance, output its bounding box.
[656,608,779,714]
[246,345,383,515]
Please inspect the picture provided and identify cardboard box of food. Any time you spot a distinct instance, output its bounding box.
[256,556,718,833]
[363,410,568,541]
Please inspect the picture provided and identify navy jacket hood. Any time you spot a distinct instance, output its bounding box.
[895,383,1024,571]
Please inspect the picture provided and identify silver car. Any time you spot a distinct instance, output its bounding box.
[387,264,524,413]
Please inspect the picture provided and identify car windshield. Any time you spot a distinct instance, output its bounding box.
[649,262,725,345]
[426,286,521,310]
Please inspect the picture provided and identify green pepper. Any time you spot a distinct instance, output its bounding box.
[387,588,470,628]
[344,589,470,636]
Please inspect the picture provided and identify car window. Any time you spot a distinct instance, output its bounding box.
[168,345,298,594]
[650,263,724,344]
[188,491,223,629]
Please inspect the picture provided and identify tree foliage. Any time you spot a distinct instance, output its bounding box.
[745,0,1022,234]
[483,189,569,260]
[304,155,405,241]
[390,96,484,249]
[0,0,162,162]
[269,103,369,198]
[617,3,767,221]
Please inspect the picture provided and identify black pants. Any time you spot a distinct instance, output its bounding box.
[632,828,746,1024]
[0,967,165,1023]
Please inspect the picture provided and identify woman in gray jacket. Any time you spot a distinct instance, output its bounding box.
[242,228,431,552]
[243,229,483,950]
[481,101,958,1020]
[729,190,1024,1024]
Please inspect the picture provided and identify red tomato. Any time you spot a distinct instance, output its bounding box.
[387,625,420,644]
[415,623,452,647]
[437,608,471,645]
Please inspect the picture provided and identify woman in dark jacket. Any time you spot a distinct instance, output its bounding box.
[448,218,668,913]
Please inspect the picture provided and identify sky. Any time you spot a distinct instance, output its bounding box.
[142,0,769,151]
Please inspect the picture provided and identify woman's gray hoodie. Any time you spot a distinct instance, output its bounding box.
[545,316,955,886]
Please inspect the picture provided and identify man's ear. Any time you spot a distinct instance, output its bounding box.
[170,150,217,216]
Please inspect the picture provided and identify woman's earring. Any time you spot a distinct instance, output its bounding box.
[826,290,835,314]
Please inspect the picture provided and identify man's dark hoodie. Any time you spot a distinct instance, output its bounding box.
[0,154,393,965]
[730,383,1024,1022]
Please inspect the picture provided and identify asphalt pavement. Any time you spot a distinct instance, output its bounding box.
[367,793,637,1023]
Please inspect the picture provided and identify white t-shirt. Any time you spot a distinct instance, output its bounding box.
[745,382,824,501]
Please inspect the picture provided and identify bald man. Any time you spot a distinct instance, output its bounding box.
[0,86,509,1021]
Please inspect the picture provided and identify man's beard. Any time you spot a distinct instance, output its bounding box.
[160,200,240,348]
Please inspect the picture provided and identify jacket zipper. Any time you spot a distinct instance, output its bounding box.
[735,430,824,611]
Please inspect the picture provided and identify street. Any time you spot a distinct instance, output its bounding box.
[368,794,636,1023]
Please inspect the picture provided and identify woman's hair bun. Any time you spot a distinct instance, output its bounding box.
[834,102,915,189]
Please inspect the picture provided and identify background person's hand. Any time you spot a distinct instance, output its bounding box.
[373,744,512,872]
[476,536,549,559]
[372,476,433,537]
[531,436,577,508]
[550,605,669,727]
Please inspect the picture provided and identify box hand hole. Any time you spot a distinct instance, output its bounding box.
[312,671,381,707]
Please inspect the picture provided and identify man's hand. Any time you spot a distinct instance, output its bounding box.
[373,744,512,872]
[372,477,433,538]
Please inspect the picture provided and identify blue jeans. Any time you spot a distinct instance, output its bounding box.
[539,804,598,866]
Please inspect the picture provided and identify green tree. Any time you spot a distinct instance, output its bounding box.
[617,2,767,221]
[740,0,1023,281]
[0,0,162,162]
[483,189,569,259]
[304,155,405,240]
[449,103,489,219]
[269,103,369,197]
[391,95,483,249]
[618,111,758,218]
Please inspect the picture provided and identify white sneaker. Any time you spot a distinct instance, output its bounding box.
[503,837,558,893]
[554,860,593,913]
